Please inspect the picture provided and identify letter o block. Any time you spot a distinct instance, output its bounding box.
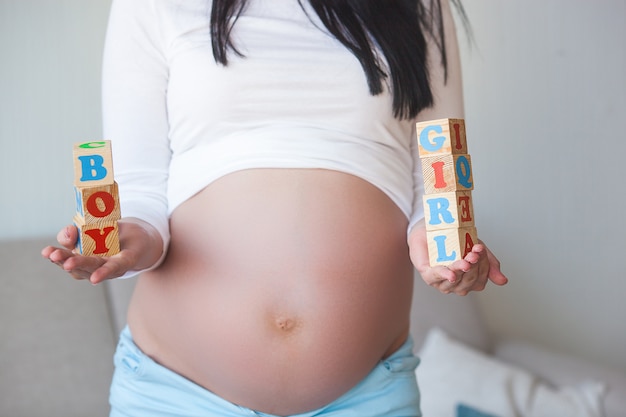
[74,182,121,224]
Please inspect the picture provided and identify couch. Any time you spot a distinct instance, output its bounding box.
[1,237,624,417]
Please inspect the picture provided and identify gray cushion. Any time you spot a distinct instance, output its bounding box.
[410,274,492,353]
[0,238,115,417]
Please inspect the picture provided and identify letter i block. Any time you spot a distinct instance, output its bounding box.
[426,226,478,266]
[73,140,121,256]
[423,191,475,231]
[421,154,474,194]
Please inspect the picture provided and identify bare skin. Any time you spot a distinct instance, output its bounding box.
[42,169,506,415]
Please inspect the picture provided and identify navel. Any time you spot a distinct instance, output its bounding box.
[273,315,300,333]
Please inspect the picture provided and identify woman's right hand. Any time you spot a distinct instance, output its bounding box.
[41,218,164,284]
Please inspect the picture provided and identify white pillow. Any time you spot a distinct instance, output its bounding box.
[417,328,606,417]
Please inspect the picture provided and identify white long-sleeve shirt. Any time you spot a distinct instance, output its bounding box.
[102,0,425,262]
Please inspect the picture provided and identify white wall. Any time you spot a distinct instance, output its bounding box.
[0,0,111,240]
[457,1,626,372]
[1,0,624,373]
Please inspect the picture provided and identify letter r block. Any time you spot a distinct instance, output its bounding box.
[423,191,475,231]
[426,226,478,267]
[73,141,115,187]
[416,118,467,158]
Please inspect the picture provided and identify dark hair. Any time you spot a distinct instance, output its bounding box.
[210,0,467,120]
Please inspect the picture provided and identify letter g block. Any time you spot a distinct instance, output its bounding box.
[416,118,467,157]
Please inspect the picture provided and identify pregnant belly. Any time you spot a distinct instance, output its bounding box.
[127,169,414,415]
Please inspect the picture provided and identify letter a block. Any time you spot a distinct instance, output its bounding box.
[72,140,121,256]
[416,118,478,266]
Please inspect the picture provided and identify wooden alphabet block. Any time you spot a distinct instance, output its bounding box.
[416,117,478,267]
[72,140,121,256]
[416,118,467,158]
[423,191,474,231]
[73,141,115,187]
[421,153,474,194]
[73,215,120,257]
[74,182,121,224]
[426,226,478,267]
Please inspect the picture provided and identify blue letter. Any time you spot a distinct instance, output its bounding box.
[426,197,456,226]
[78,155,107,182]
[456,156,472,189]
[433,235,457,262]
[419,125,445,152]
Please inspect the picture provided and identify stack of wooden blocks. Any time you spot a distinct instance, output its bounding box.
[416,118,478,266]
[72,140,121,257]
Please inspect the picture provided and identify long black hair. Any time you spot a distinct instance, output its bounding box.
[210,0,467,120]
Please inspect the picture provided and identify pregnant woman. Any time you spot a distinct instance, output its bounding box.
[43,0,507,415]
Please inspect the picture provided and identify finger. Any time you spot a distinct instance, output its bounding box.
[67,266,96,281]
[62,254,107,275]
[45,247,75,265]
[56,225,78,250]
[88,249,138,284]
[484,247,508,286]
[41,245,59,259]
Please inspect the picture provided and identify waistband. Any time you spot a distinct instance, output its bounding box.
[110,326,421,417]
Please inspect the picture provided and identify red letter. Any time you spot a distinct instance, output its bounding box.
[431,161,447,189]
[86,191,115,218]
[458,195,472,223]
[84,226,115,255]
[462,232,474,258]
[453,123,463,150]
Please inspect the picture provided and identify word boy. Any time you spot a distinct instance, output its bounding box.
[416,118,478,266]
[72,140,121,256]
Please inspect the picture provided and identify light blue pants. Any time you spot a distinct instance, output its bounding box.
[110,326,421,417]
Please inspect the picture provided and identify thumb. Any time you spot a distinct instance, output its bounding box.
[57,225,78,250]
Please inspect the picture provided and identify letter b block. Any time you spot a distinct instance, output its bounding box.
[73,141,115,187]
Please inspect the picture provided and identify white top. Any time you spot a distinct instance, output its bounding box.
[102,0,425,259]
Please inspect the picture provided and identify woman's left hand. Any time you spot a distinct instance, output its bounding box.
[408,223,508,295]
